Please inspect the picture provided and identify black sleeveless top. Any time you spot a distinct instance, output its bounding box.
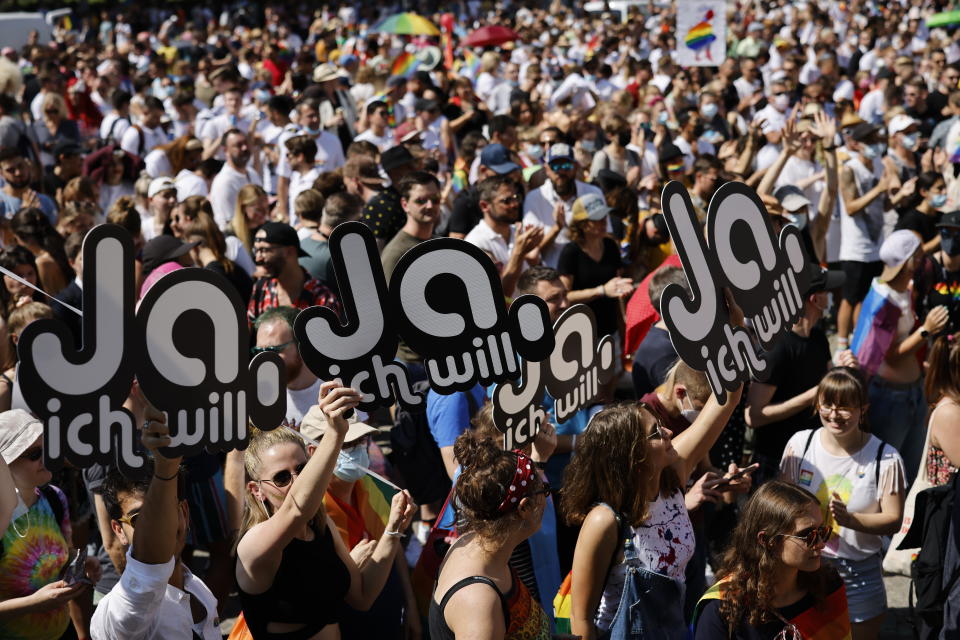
[239,522,351,639]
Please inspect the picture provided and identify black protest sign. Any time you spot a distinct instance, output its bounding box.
[18,225,140,472]
[135,267,287,459]
[492,304,616,449]
[294,221,417,412]
[388,238,554,396]
[658,181,810,402]
[18,225,287,472]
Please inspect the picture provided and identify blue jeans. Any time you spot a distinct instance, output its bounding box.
[867,377,925,486]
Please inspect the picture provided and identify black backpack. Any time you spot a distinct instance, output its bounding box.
[388,381,479,506]
[899,472,960,640]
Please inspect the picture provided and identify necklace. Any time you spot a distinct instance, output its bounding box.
[11,508,30,538]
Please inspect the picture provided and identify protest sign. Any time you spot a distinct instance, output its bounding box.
[658,181,810,402]
[296,223,553,412]
[492,305,616,450]
[17,225,287,472]
[676,0,726,67]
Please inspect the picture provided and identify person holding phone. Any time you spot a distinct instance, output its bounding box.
[0,409,97,640]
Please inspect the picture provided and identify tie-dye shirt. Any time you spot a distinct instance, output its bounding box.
[0,485,72,640]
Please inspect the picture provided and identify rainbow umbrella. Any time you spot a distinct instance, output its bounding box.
[370,12,440,36]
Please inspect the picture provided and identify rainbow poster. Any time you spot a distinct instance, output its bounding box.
[676,1,726,66]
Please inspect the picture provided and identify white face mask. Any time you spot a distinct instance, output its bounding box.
[680,395,701,423]
[773,93,790,112]
[785,208,809,231]
[334,444,370,482]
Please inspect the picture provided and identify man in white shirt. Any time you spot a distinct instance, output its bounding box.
[209,130,262,228]
[466,174,542,297]
[523,143,604,268]
[202,87,253,161]
[142,177,178,242]
[284,135,323,227]
[275,98,345,223]
[353,100,395,152]
[90,413,220,639]
[487,63,520,115]
[99,90,131,146]
[120,96,170,158]
[253,306,321,427]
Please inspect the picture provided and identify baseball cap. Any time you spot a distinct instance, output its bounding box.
[257,221,310,257]
[879,229,921,282]
[545,143,574,163]
[876,67,895,81]
[148,177,177,198]
[480,143,521,175]
[888,114,919,135]
[774,185,811,213]
[0,409,44,464]
[53,140,83,159]
[300,406,379,444]
[380,145,416,173]
[804,262,845,296]
[141,235,199,275]
[936,211,960,228]
[848,122,881,143]
[571,193,612,223]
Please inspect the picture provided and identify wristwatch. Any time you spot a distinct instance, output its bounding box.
[921,329,930,339]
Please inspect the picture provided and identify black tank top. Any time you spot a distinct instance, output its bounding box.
[239,522,351,640]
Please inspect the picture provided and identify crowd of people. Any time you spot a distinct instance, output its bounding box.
[0,0,959,639]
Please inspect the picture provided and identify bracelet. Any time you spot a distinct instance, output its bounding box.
[153,469,179,481]
[384,530,404,537]
[600,283,606,297]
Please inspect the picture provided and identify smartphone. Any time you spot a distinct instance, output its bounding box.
[58,547,89,585]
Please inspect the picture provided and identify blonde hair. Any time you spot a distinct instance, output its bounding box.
[231,184,268,253]
[481,51,500,74]
[236,427,310,549]
[42,92,68,121]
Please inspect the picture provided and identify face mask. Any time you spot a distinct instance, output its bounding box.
[154,85,174,100]
[581,139,596,152]
[680,396,700,424]
[700,102,719,119]
[658,111,669,125]
[303,126,321,136]
[333,444,370,482]
[862,143,883,158]
[901,133,919,150]
[525,143,544,161]
[930,194,948,209]
[942,233,960,256]
[773,93,790,111]
[255,89,271,103]
[785,210,809,231]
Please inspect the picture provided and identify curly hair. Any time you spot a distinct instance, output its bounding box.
[452,432,545,544]
[560,403,655,527]
[716,481,830,633]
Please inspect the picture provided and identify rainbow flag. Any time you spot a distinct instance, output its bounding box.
[553,572,575,634]
[850,280,903,377]
[456,49,481,80]
[325,474,397,548]
[692,579,851,640]
[391,51,419,78]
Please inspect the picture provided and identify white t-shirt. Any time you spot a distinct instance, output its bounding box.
[288,167,322,227]
[522,180,605,268]
[209,164,262,229]
[120,124,170,158]
[144,149,173,178]
[275,129,345,179]
[839,155,884,262]
[286,379,322,428]
[353,128,395,153]
[99,113,131,144]
[780,429,905,561]
[464,219,520,275]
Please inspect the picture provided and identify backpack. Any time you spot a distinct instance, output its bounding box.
[98,115,130,149]
[899,472,960,639]
[388,381,479,505]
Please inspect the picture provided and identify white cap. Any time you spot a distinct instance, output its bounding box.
[888,114,919,135]
[148,177,177,199]
[879,229,921,281]
[833,79,854,103]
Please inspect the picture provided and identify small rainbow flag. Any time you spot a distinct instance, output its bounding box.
[391,51,419,78]
[325,474,397,548]
[456,49,481,80]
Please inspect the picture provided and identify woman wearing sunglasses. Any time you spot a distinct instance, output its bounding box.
[692,481,850,640]
[430,432,552,640]
[562,382,743,640]
[779,367,905,640]
[235,381,416,640]
[0,409,98,640]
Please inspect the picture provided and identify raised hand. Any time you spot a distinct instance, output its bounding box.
[317,379,362,436]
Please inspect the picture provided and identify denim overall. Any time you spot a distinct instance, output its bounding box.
[605,535,688,640]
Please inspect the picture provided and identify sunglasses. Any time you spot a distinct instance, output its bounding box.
[638,402,667,440]
[118,510,140,527]
[777,525,831,548]
[20,447,43,462]
[251,340,295,355]
[413,196,441,205]
[257,462,306,488]
[549,161,574,171]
